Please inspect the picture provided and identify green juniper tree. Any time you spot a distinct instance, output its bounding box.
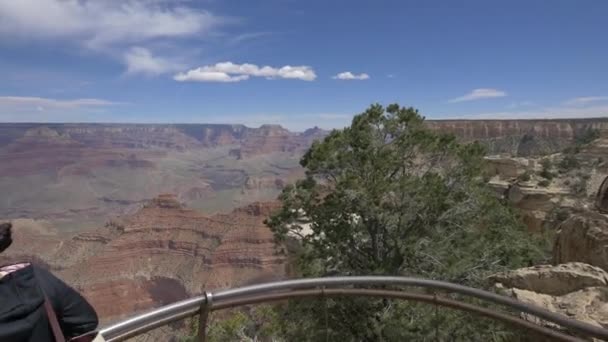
[265,104,547,341]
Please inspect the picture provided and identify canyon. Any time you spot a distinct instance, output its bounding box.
[2,118,608,328]
[1,195,284,323]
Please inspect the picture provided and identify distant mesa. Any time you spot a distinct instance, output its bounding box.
[302,126,326,137]
[2,120,608,157]
[24,126,63,138]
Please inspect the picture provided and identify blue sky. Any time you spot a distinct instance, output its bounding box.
[0,0,607,130]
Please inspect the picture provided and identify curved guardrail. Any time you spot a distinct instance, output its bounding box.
[100,276,608,342]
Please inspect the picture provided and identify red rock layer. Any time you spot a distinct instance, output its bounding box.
[1,195,285,323]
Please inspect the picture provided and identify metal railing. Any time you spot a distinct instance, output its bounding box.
[99,276,608,342]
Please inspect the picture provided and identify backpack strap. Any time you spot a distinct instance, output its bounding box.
[43,294,66,342]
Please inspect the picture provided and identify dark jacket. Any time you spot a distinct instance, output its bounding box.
[0,264,98,341]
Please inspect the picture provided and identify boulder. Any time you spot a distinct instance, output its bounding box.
[521,210,547,233]
[554,212,608,271]
[507,185,560,211]
[491,263,608,339]
[507,287,608,331]
[485,156,526,179]
[489,262,608,296]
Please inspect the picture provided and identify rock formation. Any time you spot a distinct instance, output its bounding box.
[491,263,608,340]
[235,124,325,159]
[0,195,286,323]
[490,263,608,296]
[0,123,329,157]
[426,118,608,156]
[243,176,285,191]
[554,212,608,271]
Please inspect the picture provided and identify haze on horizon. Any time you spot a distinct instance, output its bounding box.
[0,0,607,130]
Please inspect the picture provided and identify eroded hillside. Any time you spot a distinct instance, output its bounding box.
[0,195,284,323]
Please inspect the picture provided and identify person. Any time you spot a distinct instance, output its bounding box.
[0,222,99,341]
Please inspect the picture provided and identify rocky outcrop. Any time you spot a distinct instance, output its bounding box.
[236,124,320,158]
[484,156,531,180]
[1,195,285,323]
[490,263,608,296]
[507,185,563,211]
[243,176,285,190]
[554,212,608,271]
[144,193,184,209]
[596,176,608,213]
[491,263,608,339]
[504,184,570,232]
[579,138,608,160]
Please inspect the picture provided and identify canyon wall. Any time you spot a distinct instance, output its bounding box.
[3,118,607,158]
[0,195,285,323]
[426,118,608,156]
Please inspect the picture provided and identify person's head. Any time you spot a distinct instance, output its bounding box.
[0,222,12,253]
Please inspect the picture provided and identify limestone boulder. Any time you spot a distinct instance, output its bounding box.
[507,185,562,211]
[485,156,527,179]
[507,287,608,331]
[554,212,608,271]
[489,262,608,296]
[491,263,608,340]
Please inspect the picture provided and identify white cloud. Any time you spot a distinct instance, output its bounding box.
[124,47,183,76]
[174,62,317,82]
[448,88,507,103]
[175,71,249,83]
[0,0,223,76]
[564,96,608,106]
[0,96,119,111]
[0,0,221,49]
[332,71,370,80]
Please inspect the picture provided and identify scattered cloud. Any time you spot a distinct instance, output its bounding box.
[0,0,222,49]
[0,96,119,112]
[0,0,225,76]
[564,96,608,106]
[332,71,370,80]
[228,31,273,46]
[448,88,507,103]
[174,62,317,82]
[386,74,396,78]
[124,47,184,76]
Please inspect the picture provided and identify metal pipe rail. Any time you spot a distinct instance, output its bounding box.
[213,289,582,342]
[99,276,608,341]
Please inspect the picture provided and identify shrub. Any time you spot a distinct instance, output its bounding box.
[575,129,600,146]
[570,178,588,196]
[558,155,579,172]
[517,172,531,182]
[538,179,551,187]
[539,169,554,180]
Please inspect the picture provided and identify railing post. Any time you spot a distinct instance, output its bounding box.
[198,292,213,342]
[433,291,439,342]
